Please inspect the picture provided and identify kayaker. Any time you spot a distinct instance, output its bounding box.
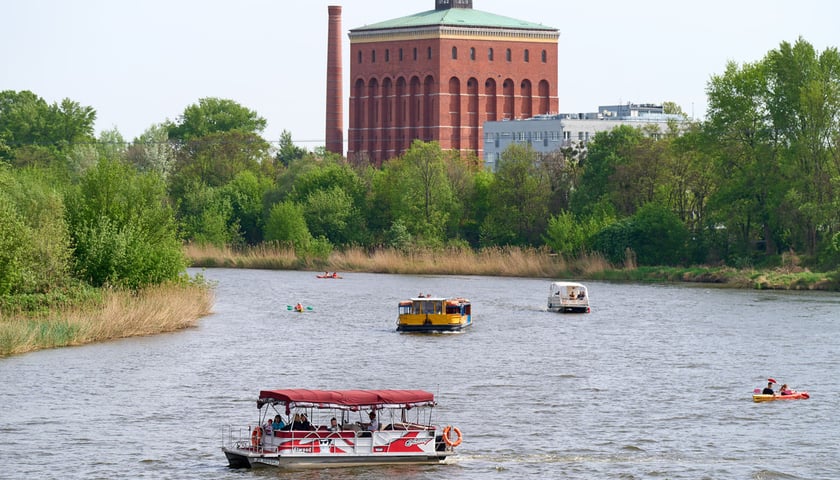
[762,381,775,395]
[779,384,791,395]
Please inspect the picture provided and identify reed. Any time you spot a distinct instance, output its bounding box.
[185,243,609,278]
[0,283,214,357]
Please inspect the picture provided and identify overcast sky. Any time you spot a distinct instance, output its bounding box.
[2,0,836,148]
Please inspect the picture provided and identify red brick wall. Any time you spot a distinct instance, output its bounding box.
[349,35,558,164]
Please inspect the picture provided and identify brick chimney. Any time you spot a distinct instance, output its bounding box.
[325,5,344,156]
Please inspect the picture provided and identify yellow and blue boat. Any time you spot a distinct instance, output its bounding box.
[396,296,472,332]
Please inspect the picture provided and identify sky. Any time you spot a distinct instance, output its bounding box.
[2,0,837,149]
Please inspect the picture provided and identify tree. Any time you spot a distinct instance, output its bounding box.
[166,97,266,141]
[481,143,550,246]
[265,200,313,251]
[570,125,644,216]
[66,158,186,289]
[375,141,455,246]
[0,90,96,165]
[125,123,176,179]
[276,129,308,166]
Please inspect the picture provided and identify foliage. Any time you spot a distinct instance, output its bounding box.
[0,167,73,294]
[276,129,308,166]
[166,97,266,141]
[264,200,313,252]
[65,158,186,289]
[480,143,550,246]
[0,90,96,165]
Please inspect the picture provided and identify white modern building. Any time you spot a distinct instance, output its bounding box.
[482,103,687,170]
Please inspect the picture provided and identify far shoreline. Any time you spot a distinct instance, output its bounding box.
[185,244,840,292]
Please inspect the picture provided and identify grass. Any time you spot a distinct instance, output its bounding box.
[186,243,840,291]
[0,281,214,357]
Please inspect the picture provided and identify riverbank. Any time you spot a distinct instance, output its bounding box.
[185,243,840,291]
[0,282,214,357]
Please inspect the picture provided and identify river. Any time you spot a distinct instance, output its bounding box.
[1,268,838,479]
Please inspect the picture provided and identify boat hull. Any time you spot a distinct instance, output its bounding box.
[752,392,810,402]
[396,321,471,332]
[223,447,451,469]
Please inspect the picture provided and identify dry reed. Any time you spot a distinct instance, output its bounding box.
[185,243,610,278]
[0,283,214,357]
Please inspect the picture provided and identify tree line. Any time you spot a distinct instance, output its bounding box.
[2,38,839,297]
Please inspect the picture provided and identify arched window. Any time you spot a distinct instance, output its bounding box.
[505,48,511,62]
[524,49,529,62]
[488,48,494,61]
[470,47,476,60]
[541,50,547,63]
[452,46,457,60]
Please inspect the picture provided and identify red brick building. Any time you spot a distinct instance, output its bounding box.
[346,0,559,165]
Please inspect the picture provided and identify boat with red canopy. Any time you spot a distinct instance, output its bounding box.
[222,389,461,468]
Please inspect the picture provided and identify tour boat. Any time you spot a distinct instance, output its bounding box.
[222,389,461,469]
[547,281,590,313]
[752,390,810,402]
[396,296,472,332]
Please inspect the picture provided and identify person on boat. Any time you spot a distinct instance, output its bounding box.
[779,384,791,396]
[577,290,586,299]
[262,418,273,436]
[367,411,379,432]
[272,414,285,430]
[762,381,775,395]
[328,417,341,432]
[294,303,303,312]
[331,272,338,278]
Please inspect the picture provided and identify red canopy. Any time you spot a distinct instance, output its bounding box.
[257,389,436,411]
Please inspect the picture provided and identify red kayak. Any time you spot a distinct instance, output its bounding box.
[316,274,342,279]
[752,391,810,402]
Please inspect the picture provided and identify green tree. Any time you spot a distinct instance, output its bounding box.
[0,90,96,165]
[177,180,238,247]
[166,97,266,141]
[480,143,550,246]
[706,58,784,258]
[276,129,308,166]
[264,200,313,251]
[570,125,644,216]
[375,141,455,246]
[765,39,840,257]
[66,158,186,289]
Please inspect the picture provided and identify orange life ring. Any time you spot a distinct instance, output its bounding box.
[442,425,462,447]
[251,426,263,447]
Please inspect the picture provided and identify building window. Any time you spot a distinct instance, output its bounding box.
[470,47,475,60]
[428,47,433,59]
[399,48,404,61]
[541,50,547,63]
[524,49,529,62]
[357,51,362,64]
[413,47,418,61]
[385,49,390,62]
[505,48,511,62]
[372,50,376,63]
[452,46,457,60]
[488,48,494,61]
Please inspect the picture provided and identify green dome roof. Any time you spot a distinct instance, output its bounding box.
[350,8,557,33]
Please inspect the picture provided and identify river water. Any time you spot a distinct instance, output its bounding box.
[1,269,839,479]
